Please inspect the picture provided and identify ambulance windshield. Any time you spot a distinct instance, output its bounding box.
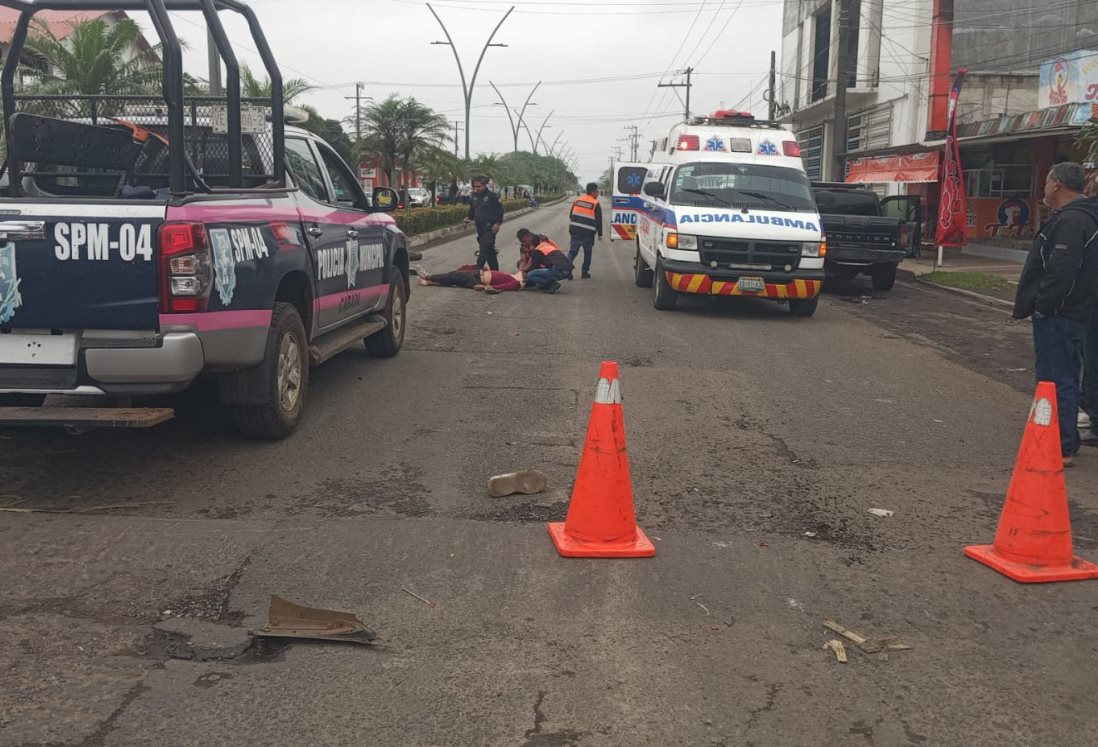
[670,162,814,212]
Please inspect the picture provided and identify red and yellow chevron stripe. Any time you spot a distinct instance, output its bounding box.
[666,273,822,299]
[612,224,637,240]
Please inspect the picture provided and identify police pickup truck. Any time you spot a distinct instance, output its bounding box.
[0,0,409,440]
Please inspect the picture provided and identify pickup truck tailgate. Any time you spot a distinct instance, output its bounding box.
[0,203,166,331]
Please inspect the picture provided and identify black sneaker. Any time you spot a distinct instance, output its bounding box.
[581,272,591,279]
[545,281,561,294]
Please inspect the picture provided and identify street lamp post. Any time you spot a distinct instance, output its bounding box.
[490,80,540,153]
[428,3,513,161]
[548,130,565,159]
[532,110,554,155]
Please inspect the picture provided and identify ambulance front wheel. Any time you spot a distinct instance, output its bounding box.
[653,256,678,310]
[634,242,653,288]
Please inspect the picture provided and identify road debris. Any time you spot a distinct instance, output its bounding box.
[803,531,818,538]
[690,594,710,616]
[827,639,848,663]
[401,587,436,608]
[253,596,377,645]
[823,619,910,655]
[487,468,547,497]
[868,508,895,518]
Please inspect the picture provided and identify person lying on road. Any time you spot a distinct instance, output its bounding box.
[416,265,523,294]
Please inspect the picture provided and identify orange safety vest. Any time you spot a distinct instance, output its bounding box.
[537,237,563,254]
[569,194,600,235]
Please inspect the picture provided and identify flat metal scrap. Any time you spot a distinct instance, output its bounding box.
[253,595,377,645]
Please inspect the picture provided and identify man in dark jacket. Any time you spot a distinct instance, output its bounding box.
[1012,162,1098,466]
[464,175,504,271]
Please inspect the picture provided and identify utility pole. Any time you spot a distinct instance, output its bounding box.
[207,28,222,96]
[452,121,463,158]
[767,50,777,121]
[624,125,639,161]
[344,82,365,141]
[832,0,852,181]
[658,67,694,120]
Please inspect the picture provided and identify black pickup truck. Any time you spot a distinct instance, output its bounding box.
[811,183,922,291]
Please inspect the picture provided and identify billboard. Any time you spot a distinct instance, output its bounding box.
[1039,50,1098,109]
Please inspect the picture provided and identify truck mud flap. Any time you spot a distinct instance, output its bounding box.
[0,406,173,433]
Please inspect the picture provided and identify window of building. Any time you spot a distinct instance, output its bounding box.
[847,103,892,153]
[798,124,825,181]
[812,9,831,103]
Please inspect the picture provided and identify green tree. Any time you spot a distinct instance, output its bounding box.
[1079,118,1098,165]
[356,95,449,188]
[22,17,161,100]
[239,63,314,105]
[414,145,461,203]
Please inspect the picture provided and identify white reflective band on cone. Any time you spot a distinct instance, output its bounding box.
[594,378,622,405]
[1032,398,1053,427]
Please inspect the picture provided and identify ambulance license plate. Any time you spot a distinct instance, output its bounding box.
[738,277,766,292]
[0,332,78,366]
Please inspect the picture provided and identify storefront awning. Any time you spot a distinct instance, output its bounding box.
[846,151,940,184]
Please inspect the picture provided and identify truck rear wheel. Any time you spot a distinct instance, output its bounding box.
[365,276,406,357]
[232,302,308,440]
[634,242,653,288]
[789,295,820,317]
[653,256,677,310]
[871,263,897,290]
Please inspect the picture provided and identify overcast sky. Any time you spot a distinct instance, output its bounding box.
[153,0,785,182]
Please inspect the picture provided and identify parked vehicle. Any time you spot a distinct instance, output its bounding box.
[811,182,922,291]
[635,110,825,316]
[610,161,647,242]
[0,0,410,440]
[407,187,430,207]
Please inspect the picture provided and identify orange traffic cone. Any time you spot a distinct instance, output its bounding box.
[964,381,1098,583]
[548,361,655,558]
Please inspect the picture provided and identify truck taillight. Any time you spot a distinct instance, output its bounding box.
[677,135,700,151]
[158,222,212,313]
[782,141,802,157]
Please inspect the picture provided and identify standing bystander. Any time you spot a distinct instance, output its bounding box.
[1012,162,1098,466]
[567,182,604,278]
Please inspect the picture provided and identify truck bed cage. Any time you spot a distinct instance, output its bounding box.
[0,0,286,195]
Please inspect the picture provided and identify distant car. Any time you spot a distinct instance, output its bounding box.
[407,187,430,207]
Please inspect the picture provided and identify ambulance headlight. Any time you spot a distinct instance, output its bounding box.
[801,240,825,257]
[667,233,697,250]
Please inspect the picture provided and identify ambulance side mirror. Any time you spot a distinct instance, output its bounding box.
[643,182,665,198]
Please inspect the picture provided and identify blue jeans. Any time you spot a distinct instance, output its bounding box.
[1082,311,1098,427]
[525,267,567,289]
[568,235,594,273]
[1032,313,1085,456]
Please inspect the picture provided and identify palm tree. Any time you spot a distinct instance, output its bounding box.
[1079,118,1098,166]
[239,63,314,104]
[357,95,402,186]
[21,17,161,105]
[414,144,461,204]
[395,98,449,183]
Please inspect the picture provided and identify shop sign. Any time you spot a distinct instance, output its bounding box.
[1039,50,1098,109]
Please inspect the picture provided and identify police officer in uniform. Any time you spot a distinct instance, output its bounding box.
[567,182,604,278]
[464,175,504,271]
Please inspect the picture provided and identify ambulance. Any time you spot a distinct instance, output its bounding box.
[610,161,649,242]
[634,110,826,316]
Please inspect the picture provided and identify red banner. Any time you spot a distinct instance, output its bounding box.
[936,68,968,248]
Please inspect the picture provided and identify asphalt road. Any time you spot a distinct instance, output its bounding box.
[2,201,1096,746]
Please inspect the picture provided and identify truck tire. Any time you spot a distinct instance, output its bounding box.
[365,275,407,357]
[0,393,46,407]
[634,242,653,288]
[232,302,308,440]
[653,256,677,310]
[789,295,820,317]
[871,263,897,291]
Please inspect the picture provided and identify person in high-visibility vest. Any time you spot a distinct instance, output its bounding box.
[567,182,604,279]
[517,228,573,293]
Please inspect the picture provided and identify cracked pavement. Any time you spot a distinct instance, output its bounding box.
[1,201,1096,745]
